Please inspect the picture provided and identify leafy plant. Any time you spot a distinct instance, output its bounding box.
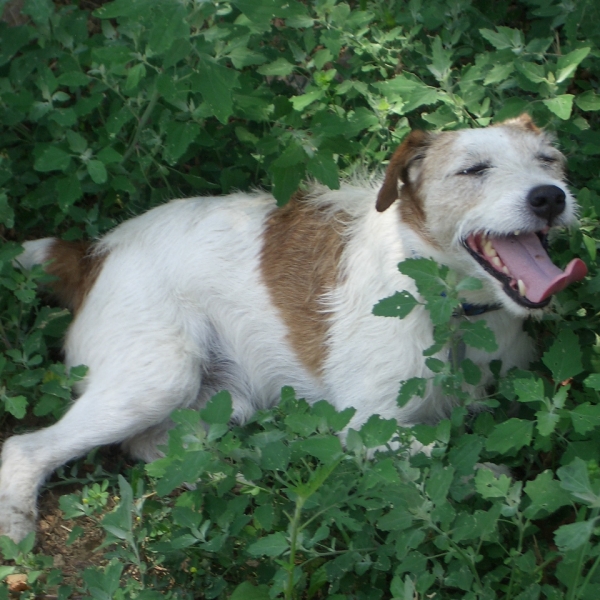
[1,0,600,598]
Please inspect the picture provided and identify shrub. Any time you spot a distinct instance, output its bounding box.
[1,0,600,598]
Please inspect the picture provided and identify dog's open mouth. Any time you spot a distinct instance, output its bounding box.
[464,231,587,308]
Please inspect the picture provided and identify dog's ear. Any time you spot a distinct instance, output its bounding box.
[376,130,432,212]
[498,113,541,134]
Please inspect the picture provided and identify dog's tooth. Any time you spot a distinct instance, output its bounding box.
[492,257,502,269]
[514,230,521,236]
[518,279,527,296]
[502,266,510,275]
[483,239,497,257]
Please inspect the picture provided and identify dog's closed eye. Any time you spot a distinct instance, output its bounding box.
[457,163,491,176]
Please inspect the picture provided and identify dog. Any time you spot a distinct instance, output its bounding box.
[0,114,587,542]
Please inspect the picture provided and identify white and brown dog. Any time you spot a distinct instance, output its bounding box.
[0,115,587,541]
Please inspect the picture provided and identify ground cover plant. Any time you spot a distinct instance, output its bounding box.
[1,0,600,597]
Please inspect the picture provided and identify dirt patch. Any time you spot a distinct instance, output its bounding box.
[35,489,108,588]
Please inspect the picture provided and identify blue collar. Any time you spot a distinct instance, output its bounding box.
[455,302,502,317]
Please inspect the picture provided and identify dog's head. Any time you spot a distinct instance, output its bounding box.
[377,114,587,316]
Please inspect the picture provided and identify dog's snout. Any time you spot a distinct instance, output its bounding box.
[527,185,566,224]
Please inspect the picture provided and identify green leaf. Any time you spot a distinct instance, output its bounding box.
[291,90,324,111]
[555,519,596,552]
[155,451,211,497]
[427,36,452,82]
[556,47,590,83]
[0,566,16,581]
[97,147,123,165]
[452,504,502,542]
[474,468,511,498]
[426,464,455,506]
[576,91,600,112]
[34,147,71,172]
[0,25,29,67]
[22,0,53,27]
[306,152,339,190]
[56,175,83,211]
[66,130,88,154]
[260,440,291,471]
[455,277,482,292]
[461,359,481,385]
[148,4,189,55]
[87,160,107,184]
[485,419,533,453]
[536,410,560,437]
[397,258,444,293]
[479,28,515,50]
[0,193,15,228]
[484,62,514,85]
[524,470,572,519]
[293,434,343,461]
[233,0,306,28]
[230,582,271,600]
[460,320,498,352]
[94,0,155,19]
[192,60,240,124]
[247,532,288,557]
[542,329,583,383]
[377,506,413,531]
[200,391,233,425]
[57,71,90,87]
[125,63,146,91]
[543,95,574,120]
[571,403,600,435]
[584,373,600,390]
[257,58,295,77]
[163,122,200,165]
[373,291,419,319]
[359,414,397,448]
[3,395,27,419]
[557,457,600,506]
[516,61,546,84]
[397,377,427,408]
[271,165,305,205]
[514,377,545,404]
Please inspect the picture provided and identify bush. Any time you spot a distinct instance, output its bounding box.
[1,0,600,598]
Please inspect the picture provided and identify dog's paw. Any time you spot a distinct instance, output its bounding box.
[0,497,37,543]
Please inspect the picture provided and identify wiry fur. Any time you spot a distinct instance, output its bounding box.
[0,116,580,541]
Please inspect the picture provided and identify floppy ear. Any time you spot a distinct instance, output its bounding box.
[376,130,432,212]
[497,113,541,134]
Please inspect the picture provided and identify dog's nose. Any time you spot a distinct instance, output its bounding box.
[527,185,566,224]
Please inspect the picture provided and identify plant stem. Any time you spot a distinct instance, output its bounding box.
[569,507,599,600]
[121,87,160,165]
[285,496,306,600]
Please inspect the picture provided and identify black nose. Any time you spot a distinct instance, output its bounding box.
[527,185,566,224]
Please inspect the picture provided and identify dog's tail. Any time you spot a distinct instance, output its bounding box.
[15,238,105,312]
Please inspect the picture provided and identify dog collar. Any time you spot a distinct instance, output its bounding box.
[456,302,502,317]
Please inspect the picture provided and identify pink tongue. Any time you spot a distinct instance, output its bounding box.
[492,233,587,303]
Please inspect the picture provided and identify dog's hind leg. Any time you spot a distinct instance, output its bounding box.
[121,422,172,463]
[0,348,202,542]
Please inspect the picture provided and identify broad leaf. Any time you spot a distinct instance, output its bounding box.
[542,329,583,383]
[485,419,533,453]
[373,291,419,319]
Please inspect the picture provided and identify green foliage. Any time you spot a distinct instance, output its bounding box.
[2,0,600,598]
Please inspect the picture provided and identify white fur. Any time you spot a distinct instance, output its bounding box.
[0,122,578,541]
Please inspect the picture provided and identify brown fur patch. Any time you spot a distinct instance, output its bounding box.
[376,130,433,212]
[45,240,107,313]
[260,194,348,376]
[377,130,441,249]
[498,113,541,134]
